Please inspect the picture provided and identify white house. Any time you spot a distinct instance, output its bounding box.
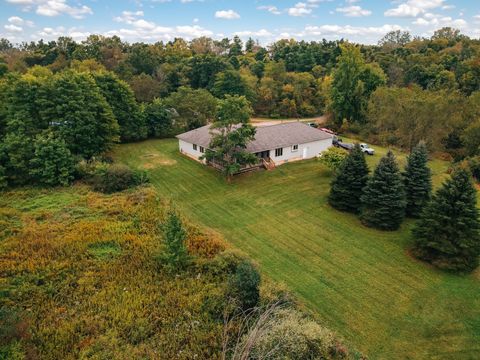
[176,122,333,170]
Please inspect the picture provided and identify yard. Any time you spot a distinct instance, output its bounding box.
[114,139,480,359]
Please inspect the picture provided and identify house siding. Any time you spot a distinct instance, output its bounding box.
[179,139,206,163]
[269,138,332,165]
[179,138,332,166]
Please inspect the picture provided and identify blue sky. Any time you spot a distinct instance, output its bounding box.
[1,0,479,45]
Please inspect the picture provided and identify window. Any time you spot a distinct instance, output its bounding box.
[193,144,197,151]
[292,144,299,152]
[199,146,205,153]
[275,148,283,157]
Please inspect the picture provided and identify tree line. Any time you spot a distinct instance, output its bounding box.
[1,27,480,188]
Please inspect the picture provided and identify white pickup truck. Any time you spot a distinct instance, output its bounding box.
[359,143,375,155]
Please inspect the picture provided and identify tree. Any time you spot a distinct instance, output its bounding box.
[360,151,406,230]
[128,74,162,103]
[161,208,190,272]
[203,95,257,180]
[164,86,217,131]
[403,142,432,217]
[378,30,412,49]
[413,168,480,272]
[93,71,147,142]
[212,70,254,101]
[29,131,75,186]
[37,71,119,158]
[330,43,366,124]
[229,260,260,310]
[328,144,369,213]
[144,99,177,138]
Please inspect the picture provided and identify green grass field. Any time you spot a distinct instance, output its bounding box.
[114,139,480,359]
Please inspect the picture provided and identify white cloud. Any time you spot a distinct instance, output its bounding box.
[288,2,312,17]
[214,10,240,20]
[385,0,444,18]
[7,16,34,27]
[413,12,467,29]
[5,24,23,32]
[257,5,281,15]
[233,29,272,37]
[336,5,371,17]
[6,0,93,19]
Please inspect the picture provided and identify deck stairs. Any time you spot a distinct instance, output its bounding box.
[262,157,276,170]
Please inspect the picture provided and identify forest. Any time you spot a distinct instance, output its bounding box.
[1,27,480,189]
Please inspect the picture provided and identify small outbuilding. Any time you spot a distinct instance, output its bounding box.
[176,122,333,170]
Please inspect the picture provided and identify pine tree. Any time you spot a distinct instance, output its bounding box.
[328,144,369,213]
[360,151,406,230]
[404,141,432,217]
[161,209,190,272]
[412,168,480,272]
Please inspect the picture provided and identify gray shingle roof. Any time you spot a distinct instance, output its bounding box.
[176,122,333,153]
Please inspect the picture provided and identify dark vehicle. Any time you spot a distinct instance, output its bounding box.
[333,136,353,150]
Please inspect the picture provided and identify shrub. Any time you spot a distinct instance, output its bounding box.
[319,147,348,172]
[229,305,352,360]
[229,260,261,310]
[92,164,148,193]
[186,226,226,258]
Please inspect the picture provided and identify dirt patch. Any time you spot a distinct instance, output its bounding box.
[140,152,177,169]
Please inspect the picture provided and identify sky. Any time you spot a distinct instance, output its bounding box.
[1,0,479,45]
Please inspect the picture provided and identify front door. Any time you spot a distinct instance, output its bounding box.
[303,147,308,159]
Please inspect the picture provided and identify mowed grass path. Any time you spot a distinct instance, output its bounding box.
[115,139,480,359]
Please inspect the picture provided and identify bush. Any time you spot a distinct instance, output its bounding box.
[319,147,348,172]
[232,306,352,360]
[229,260,261,310]
[92,164,148,193]
[186,226,226,258]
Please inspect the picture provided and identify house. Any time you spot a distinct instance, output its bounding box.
[176,122,333,170]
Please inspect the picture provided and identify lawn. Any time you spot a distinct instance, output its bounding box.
[114,139,480,359]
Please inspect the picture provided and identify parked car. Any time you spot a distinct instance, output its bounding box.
[359,143,375,155]
[333,137,354,150]
[307,122,318,128]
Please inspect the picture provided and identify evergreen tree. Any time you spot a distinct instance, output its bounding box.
[229,260,260,310]
[404,141,432,217]
[328,144,369,213]
[161,209,190,272]
[360,151,406,230]
[413,168,480,272]
[29,131,75,186]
